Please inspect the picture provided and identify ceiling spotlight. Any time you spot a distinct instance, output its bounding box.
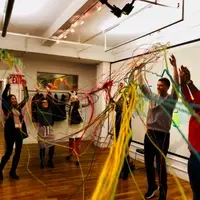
[99,0,135,18]
[72,21,78,27]
[97,6,102,11]
[80,20,84,25]
[70,28,75,33]
[99,0,107,3]
[56,40,60,44]
[122,0,135,15]
[111,5,122,18]
[63,35,67,39]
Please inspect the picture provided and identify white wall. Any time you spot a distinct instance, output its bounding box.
[112,0,200,61]
[0,55,96,144]
[94,62,111,147]
[110,41,200,181]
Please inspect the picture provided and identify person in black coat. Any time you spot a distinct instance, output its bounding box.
[110,96,133,180]
[0,77,29,180]
[31,87,55,169]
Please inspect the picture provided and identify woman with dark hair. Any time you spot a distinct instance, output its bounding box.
[66,91,83,165]
[111,96,133,180]
[0,77,29,180]
[31,86,55,169]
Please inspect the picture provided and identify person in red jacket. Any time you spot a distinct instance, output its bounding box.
[179,66,200,200]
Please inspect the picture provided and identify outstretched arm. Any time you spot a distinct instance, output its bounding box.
[169,54,179,99]
[180,81,192,103]
[180,66,200,102]
[18,80,29,109]
[2,84,11,114]
[137,68,152,98]
[2,77,12,114]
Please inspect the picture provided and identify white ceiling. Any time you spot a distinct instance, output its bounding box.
[1,0,200,63]
[0,0,182,45]
[66,0,182,47]
[0,0,74,35]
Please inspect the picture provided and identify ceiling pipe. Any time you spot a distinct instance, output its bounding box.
[83,0,177,44]
[2,0,15,37]
[83,4,151,43]
[0,31,94,47]
[105,0,185,52]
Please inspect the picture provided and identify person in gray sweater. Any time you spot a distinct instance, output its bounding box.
[137,55,179,200]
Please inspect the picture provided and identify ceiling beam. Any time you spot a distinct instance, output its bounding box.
[0,34,114,62]
[42,0,88,46]
[43,0,98,47]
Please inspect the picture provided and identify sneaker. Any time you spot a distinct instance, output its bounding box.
[145,185,159,199]
[40,162,45,169]
[75,161,80,166]
[9,171,19,180]
[0,171,3,180]
[159,190,167,200]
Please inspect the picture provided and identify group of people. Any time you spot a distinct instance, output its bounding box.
[113,54,199,200]
[0,55,199,200]
[0,79,84,180]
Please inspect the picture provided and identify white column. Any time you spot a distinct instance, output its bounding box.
[94,62,111,147]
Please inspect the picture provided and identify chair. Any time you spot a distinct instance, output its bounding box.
[134,148,145,169]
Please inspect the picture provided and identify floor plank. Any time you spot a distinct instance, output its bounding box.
[0,131,192,200]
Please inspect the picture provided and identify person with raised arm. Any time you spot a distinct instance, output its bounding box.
[0,77,29,180]
[179,66,200,200]
[31,85,55,169]
[137,55,179,200]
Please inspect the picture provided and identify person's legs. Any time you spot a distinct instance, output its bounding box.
[66,138,74,159]
[40,148,45,168]
[120,155,130,180]
[155,132,170,200]
[144,132,159,199]
[48,145,55,168]
[10,133,23,179]
[188,153,200,200]
[0,133,15,180]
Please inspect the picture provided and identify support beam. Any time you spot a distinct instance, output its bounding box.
[0,35,114,62]
[42,0,88,45]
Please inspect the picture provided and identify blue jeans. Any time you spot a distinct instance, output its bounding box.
[188,153,200,200]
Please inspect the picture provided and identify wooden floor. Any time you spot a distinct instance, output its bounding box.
[0,131,192,200]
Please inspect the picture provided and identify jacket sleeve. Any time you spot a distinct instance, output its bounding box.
[181,85,193,104]
[18,87,29,109]
[31,92,43,122]
[2,84,11,114]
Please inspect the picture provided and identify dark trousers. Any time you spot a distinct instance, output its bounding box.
[0,131,23,173]
[116,127,131,177]
[188,153,200,200]
[144,130,170,197]
[68,138,80,156]
[40,146,55,163]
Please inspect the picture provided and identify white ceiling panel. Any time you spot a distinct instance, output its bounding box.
[0,0,74,35]
[66,0,182,47]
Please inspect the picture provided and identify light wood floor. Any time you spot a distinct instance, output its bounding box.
[0,131,192,200]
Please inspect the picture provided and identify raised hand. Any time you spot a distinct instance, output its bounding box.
[35,84,40,91]
[8,77,13,84]
[22,79,27,87]
[179,66,191,83]
[169,54,177,67]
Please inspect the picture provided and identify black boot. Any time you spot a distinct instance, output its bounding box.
[121,155,130,180]
[9,171,19,180]
[0,171,3,181]
[48,146,55,168]
[40,148,45,169]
